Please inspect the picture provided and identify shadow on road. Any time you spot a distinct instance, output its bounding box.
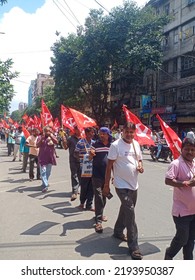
[21,221,60,235]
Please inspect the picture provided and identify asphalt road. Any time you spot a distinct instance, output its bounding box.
[0,141,186,260]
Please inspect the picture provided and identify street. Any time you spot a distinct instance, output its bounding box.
[0,142,185,260]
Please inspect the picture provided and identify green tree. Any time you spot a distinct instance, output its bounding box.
[0,59,19,114]
[0,0,7,5]
[10,110,22,122]
[50,0,169,125]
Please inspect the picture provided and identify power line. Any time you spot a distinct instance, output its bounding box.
[94,0,110,14]
[53,0,77,30]
[63,0,81,25]
[72,0,91,10]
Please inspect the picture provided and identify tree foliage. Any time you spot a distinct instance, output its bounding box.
[10,110,22,122]
[0,0,7,6]
[50,0,169,125]
[0,59,19,114]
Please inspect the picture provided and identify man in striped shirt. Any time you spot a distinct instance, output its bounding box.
[90,127,112,233]
[74,127,95,210]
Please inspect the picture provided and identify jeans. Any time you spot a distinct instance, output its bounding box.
[114,188,139,253]
[40,164,52,188]
[167,214,195,260]
[156,144,163,159]
[92,177,106,224]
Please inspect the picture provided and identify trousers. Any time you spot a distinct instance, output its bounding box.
[114,188,139,253]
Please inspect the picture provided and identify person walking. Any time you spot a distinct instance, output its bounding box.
[20,133,30,173]
[62,126,81,201]
[26,128,40,181]
[74,127,95,211]
[164,137,195,260]
[12,126,23,161]
[90,127,112,233]
[7,126,15,156]
[103,122,144,260]
[36,126,58,193]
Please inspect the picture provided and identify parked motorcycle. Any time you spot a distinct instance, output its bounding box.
[150,144,173,162]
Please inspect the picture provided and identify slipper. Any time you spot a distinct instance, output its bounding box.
[113,233,127,242]
[130,250,143,260]
[95,223,103,233]
[101,216,108,222]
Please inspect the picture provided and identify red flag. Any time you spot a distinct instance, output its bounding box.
[69,107,97,129]
[13,121,19,128]
[41,99,53,126]
[1,119,10,129]
[22,114,29,122]
[26,117,35,128]
[53,118,60,132]
[122,105,154,146]
[156,114,182,159]
[8,117,14,124]
[34,115,42,131]
[61,105,76,132]
[22,125,30,139]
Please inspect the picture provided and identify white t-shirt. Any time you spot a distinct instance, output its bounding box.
[108,138,142,190]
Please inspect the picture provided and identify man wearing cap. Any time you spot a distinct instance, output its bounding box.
[90,127,112,233]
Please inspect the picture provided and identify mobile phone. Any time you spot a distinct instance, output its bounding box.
[106,192,113,200]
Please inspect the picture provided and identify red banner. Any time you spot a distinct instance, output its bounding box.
[156,114,181,159]
[123,105,154,146]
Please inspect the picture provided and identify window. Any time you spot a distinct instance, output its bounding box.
[174,29,179,44]
[181,56,195,70]
[181,20,195,41]
[173,58,178,73]
[164,3,170,15]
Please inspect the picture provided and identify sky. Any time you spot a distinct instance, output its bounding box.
[0,0,148,113]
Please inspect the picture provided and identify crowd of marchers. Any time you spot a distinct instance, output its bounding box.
[0,123,195,260]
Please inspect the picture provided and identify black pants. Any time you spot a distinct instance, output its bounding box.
[114,188,139,253]
[69,161,81,194]
[167,214,195,260]
[80,177,94,209]
[92,177,106,223]
[29,154,40,180]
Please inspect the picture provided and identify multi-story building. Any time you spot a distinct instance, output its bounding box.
[18,102,27,112]
[146,0,195,134]
[31,73,54,104]
[28,80,35,106]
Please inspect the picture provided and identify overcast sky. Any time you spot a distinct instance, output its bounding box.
[0,0,148,112]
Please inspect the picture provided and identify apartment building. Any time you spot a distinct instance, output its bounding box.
[146,0,195,133]
[31,73,54,104]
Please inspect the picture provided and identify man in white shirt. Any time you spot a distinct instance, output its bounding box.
[103,122,144,260]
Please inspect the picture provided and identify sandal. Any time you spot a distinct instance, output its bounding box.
[130,250,143,260]
[113,233,127,242]
[101,216,108,222]
[95,223,103,233]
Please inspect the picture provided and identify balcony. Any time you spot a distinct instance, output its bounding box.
[181,67,195,78]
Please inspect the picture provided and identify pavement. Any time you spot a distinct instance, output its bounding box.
[0,141,187,260]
